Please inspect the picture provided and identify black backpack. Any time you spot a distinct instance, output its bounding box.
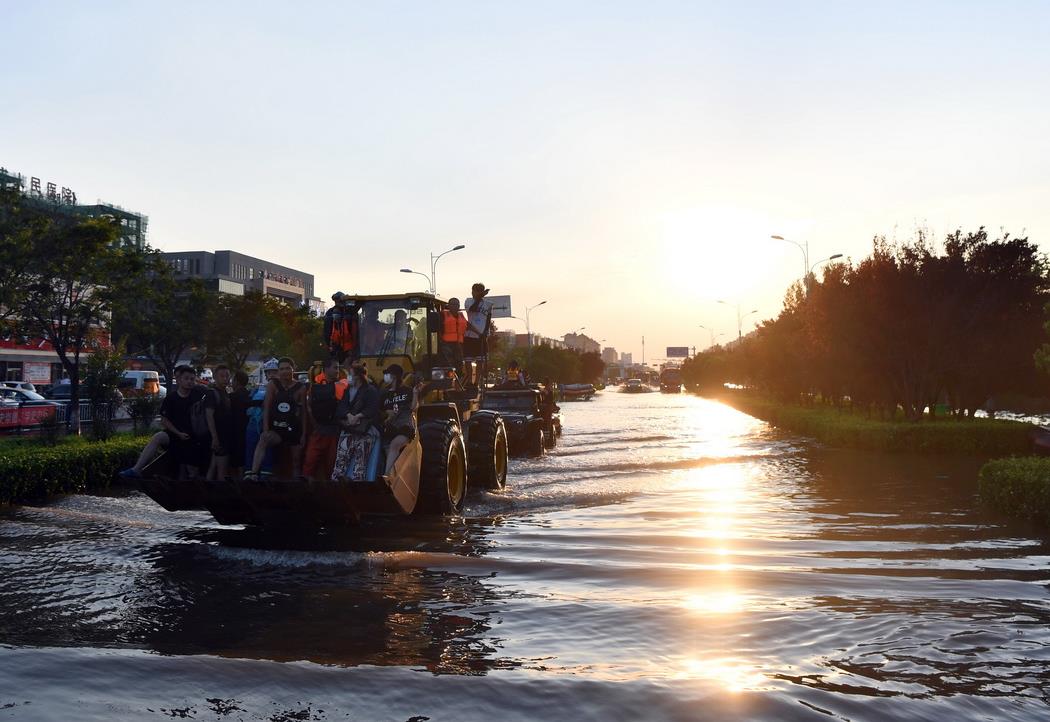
[310,382,339,425]
[189,388,215,440]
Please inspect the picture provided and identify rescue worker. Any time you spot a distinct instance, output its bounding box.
[246,357,307,480]
[303,357,350,481]
[323,292,358,364]
[504,359,526,387]
[439,297,468,374]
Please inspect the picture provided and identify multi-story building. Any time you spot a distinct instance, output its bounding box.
[0,166,148,250]
[160,250,322,311]
[1,165,135,382]
[563,332,600,354]
[620,352,633,366]
[601,346,618,364]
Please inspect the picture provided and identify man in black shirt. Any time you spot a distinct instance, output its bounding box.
[121,365,210,478]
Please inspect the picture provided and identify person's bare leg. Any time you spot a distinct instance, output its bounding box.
[385,435,408,476]
[250,431,280,475]
[291,445,304,479]
[132,431,170,473]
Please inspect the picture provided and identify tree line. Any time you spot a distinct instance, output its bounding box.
[0,189,324,431]
[682,228,1048,420]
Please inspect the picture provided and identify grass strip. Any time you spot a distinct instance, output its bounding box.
[715,391,1034,454]
[978,457,1050,525]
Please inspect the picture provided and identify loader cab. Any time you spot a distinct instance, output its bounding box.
[348,294,439,384]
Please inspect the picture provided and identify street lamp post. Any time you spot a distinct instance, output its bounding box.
[717,300,759,341]
[771,234,808,282]
[809,253,843,277]
[698,324,725,349]
[400,244,465,295]
[430,244,465,295]
[400,268,431,290]
[525,300,547,351]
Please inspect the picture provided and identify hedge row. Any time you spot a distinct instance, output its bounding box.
[978,457,1050,525]
[714,391,1034,455]
[0,435,147,504]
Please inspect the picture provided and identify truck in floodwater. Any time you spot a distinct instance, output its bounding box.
[659,368,683,393]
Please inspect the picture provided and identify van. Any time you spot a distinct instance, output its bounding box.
[120,370,166,398]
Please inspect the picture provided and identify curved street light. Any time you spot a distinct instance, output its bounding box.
[400,268,432,290]
[430,244,465,295]
[810,253,843,275]
[717,300,759,340]
[525,300,548,350]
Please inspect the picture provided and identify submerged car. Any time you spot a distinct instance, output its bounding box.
[480,388,557,456]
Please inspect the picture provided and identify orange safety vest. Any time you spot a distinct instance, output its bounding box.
[441,309,468,343]
[330,317,356,353]
[314,373,349,401]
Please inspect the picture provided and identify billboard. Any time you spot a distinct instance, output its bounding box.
[666,346,690,358]
[459,293,513,319]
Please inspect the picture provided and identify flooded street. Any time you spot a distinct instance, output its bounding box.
[1,392,1049,721]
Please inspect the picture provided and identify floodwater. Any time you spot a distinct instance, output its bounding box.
[1,393,1048,721]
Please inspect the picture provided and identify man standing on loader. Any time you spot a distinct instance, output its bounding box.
[463,282,494,388]
[323,292,358,364]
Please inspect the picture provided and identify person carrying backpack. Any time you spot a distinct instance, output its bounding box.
[304,357,350,481]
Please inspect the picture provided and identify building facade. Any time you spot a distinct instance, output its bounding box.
[601,346,619,364]
[563,332,600,354]
[160,250,322,310]
[1,166,148,250]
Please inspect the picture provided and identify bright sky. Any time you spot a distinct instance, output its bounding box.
[3,1,1049,362]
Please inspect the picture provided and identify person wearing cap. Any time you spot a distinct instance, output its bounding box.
[323,292,358,364]
[464,282,494,386]
[380,363,422,478]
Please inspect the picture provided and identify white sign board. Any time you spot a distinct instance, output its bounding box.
[459,293,512,319]
[23,362,52,384]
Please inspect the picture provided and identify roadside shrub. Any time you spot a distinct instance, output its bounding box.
[0,435,146,504]
[978,457,1050,525]
[126,394,162,435]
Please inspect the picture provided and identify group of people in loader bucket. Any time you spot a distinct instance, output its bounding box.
[119,282,498,484]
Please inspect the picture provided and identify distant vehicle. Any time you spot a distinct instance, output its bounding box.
[0,387,62,431]
[559,383,597,401]
[45,382,124,405]
[622,378,652,393]
[1,380,38,393]
[659,368,683,394]
[119,370,166,398]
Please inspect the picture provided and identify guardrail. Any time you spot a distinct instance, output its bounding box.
[0,401,134,436]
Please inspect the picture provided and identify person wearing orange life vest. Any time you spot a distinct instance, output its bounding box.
[439,297,469,375]
[323,292,358,364]
[303,357,350,481]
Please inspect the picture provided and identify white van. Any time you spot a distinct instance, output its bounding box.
[119,370,166,398]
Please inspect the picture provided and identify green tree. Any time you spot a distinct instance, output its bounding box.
[0,189,38,324]
[83,340,128,440]
[18,215,143,434]
[204,291,284,370]
[112,253,213,386]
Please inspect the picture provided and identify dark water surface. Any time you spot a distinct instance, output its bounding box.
[1,393,1048,721]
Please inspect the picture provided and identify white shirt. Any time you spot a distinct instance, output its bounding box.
[464,298,492,339]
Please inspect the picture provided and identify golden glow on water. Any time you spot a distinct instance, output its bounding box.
[679,657,767,692]
[683,590,745,615]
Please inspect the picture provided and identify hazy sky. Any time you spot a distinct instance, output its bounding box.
[4,1,1049,361]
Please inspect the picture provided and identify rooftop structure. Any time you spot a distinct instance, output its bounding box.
[160,249,321,310]
[0,166,148,250]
